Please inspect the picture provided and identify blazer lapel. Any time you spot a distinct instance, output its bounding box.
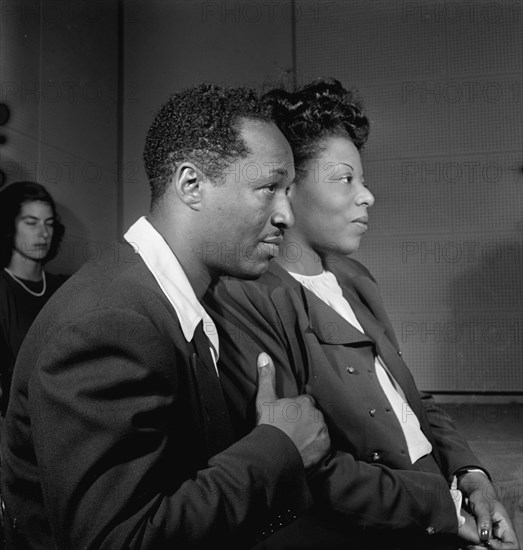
[301,285,373,346]
[327,259,425,419]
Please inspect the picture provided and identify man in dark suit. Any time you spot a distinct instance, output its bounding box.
[0,84,329,549]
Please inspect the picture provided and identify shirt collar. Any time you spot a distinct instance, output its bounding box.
[124,216,219,360]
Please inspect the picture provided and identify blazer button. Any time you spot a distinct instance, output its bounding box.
[371,451,381,462]
[346,366,355,374]
[369,408,376,417]
[426,526,435,535]
[398,350,403,356]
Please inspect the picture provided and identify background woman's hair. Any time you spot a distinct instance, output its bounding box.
[262,78,369,176]
[0,181,65,267]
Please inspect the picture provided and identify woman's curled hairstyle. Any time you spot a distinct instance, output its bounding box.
[0,181,65,267]
[262,78,369,176]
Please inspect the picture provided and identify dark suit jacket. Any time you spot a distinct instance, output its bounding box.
[206,255,485,548]
[0,243,311,549]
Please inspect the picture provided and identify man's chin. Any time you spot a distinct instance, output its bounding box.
[225,258,273,280]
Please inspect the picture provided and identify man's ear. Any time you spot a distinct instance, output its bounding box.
[172,162,205,209]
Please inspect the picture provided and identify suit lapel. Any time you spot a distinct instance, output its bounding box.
[127,249,236,459]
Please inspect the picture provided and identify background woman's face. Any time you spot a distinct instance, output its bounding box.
[290,136,375,257]
[13,201,55,263]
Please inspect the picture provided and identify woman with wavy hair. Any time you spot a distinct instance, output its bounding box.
[0,181,66,416]
[205,79,519,549]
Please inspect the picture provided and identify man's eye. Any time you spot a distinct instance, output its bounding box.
[264,184,277,194]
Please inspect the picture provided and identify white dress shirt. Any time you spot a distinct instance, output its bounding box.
[124,216,219,373]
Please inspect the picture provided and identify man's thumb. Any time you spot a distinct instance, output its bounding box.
[255,352,278,403]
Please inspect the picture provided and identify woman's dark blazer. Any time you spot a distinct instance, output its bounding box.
[206,255,485,543]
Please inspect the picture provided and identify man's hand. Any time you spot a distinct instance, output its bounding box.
[459,471,520,550]
[255,352,330,469]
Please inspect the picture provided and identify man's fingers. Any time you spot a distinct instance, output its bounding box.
[300,393,316,408]
[255,352,278,403]
[303,384,317,407]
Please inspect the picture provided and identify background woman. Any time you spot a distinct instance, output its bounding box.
[0,181,65,416]
[205,79,519,549]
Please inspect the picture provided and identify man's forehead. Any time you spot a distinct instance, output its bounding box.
[239,119,291,155]
[237,117,278,139]
[232,118,294,180]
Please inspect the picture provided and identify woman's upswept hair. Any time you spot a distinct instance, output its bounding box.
[262,78,369,176]
[0,181,65,267]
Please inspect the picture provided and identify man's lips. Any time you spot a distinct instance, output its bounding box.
[258,234,284,257]
[261,234,284,245]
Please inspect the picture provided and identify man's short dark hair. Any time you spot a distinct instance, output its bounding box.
[143,83,272,206]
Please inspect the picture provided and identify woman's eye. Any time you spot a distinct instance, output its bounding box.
[340,175,353,184]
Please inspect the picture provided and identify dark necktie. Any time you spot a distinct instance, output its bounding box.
[193,320,218,376]
[192,320,235,455]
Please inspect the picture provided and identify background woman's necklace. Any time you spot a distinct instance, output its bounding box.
[3,267,46,297]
